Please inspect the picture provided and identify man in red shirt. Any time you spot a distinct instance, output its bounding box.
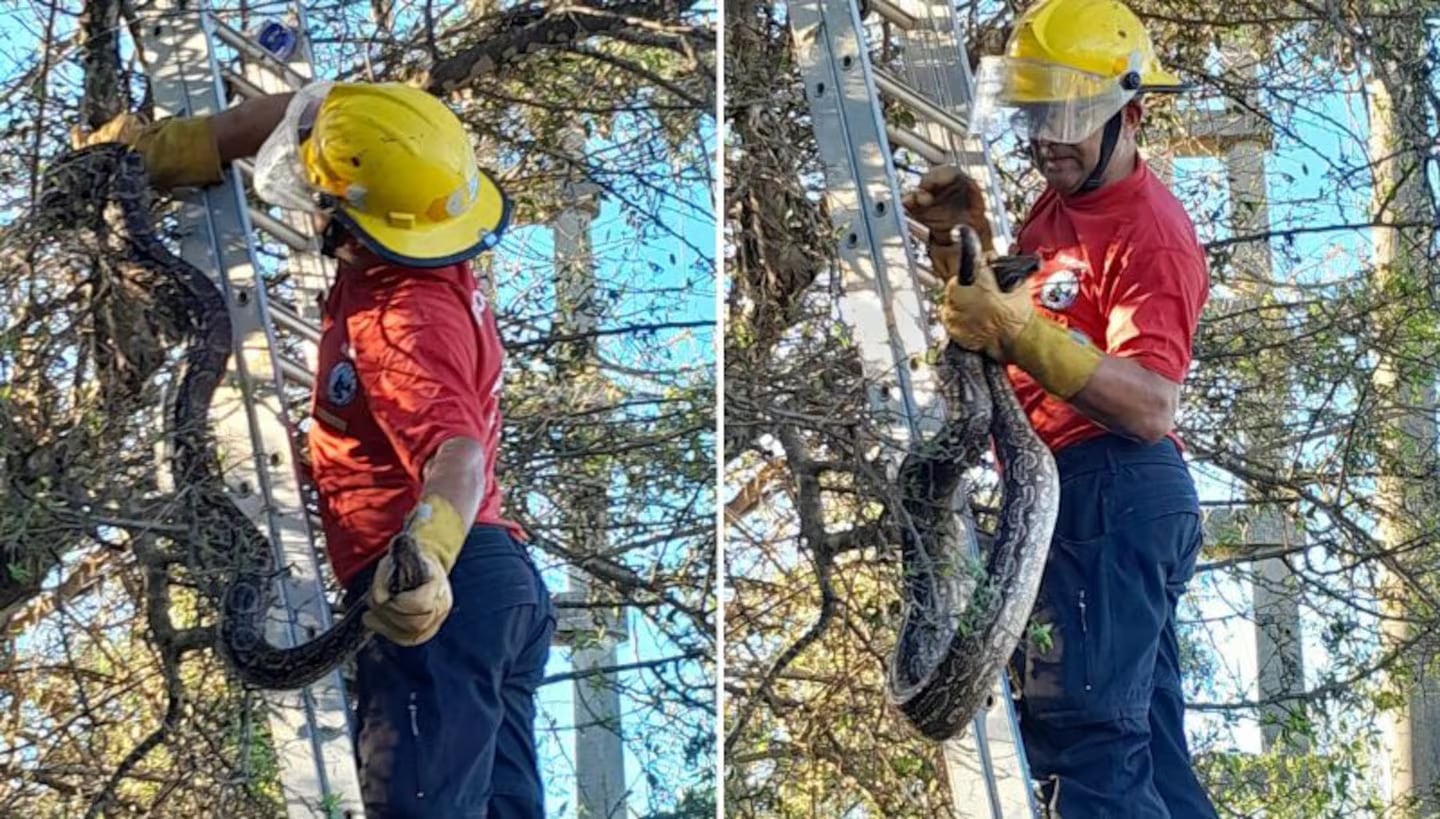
[905,1,1218,815]
[87,82,554,818]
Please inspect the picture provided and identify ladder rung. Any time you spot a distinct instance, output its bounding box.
[249,207,315,252]
[887,124,947,165]
[873,68,970,139]
[906,216,928,243]
[905,219,981,289]
[276,354,313,387]
[912,255,941,290]
[268,302,322,344]
[208,17,308,90]
[222,67,266,102]
[868,0,919,30]
[899,218,944,288]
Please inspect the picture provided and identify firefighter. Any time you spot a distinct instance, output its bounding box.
[83,82,555,818]
[904,0,1219,815]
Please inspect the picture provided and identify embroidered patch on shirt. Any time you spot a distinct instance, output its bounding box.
[1039,268,1082,311]
[326,359,358,407]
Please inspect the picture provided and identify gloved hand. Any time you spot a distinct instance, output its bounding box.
[936,227,1103,399]
[74,112,224,192]
[363,494,468,646]
[900,164,993,251]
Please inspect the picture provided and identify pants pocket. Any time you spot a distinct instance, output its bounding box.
[1019,533,1104,724]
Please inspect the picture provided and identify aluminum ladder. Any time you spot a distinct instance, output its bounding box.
[787,0,1039,815]
[134,2,363,815]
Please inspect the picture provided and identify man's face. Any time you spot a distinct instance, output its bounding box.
[1029,132,1103,195]
[1027,100,1140,195]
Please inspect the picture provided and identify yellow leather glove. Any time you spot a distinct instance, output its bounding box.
[932,232,1103,399]
[75,112,224,192]
[363,494,469,646]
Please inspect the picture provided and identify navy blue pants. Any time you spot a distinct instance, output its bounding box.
[1010,436,1218,818]
[345,525,555,819]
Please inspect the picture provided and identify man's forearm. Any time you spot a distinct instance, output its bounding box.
[419,437,487,526]
[212,92,295,165]
[1067,355,1180,444]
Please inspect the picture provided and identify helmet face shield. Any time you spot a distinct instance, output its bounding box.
[254,81,335,214]
[969,55,1138,144]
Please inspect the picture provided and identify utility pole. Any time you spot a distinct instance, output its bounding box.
[1162,44,1309,752]
[550,125,630,818]
[1365,13,1440,810]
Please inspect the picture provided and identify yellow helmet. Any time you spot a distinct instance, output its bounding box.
[970,0,1186,144]
[265,82,509,268]
[1005,0,1183,99]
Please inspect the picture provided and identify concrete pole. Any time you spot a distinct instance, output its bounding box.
[551,127,629,819]
[1220,119,1307,753]
[1168,45,1307,751]
[1367,47,1440,811]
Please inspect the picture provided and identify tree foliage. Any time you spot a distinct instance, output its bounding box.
[0,0,715,815]
[726,0,1440,815]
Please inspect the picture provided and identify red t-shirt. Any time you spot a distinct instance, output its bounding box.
[1009,158,1210,453]
[308,251,522,586]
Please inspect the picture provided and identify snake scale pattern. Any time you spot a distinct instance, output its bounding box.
[37,143,427,690]
[887,226,1061,741]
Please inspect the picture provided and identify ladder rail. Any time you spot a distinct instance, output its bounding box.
[884,6,1039,814]
[136,3,364,814]
[201,11,363,816]
[195,167,349,809]
[791,0,1042,815]
[791,0,946,445]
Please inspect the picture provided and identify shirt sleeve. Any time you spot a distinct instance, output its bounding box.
[348,279,488,483]
[1101,246,1210,383]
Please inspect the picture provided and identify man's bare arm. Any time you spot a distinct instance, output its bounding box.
[420,437,487,527]
[1068,356,1180,444]
[212,92,295,164]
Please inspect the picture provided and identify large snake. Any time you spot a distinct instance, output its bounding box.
[886,225,1060,741]
[37,144,427,690]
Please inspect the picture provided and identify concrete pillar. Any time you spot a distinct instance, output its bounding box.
[551,127,629,819]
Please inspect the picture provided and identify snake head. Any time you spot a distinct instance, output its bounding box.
[954,225,1040,294]
[953,225,983,287]
[991,253,1041,293]
[386,532,431,594]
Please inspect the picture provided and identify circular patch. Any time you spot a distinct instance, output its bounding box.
[1038,269,1081,311]
[326,360,358,407]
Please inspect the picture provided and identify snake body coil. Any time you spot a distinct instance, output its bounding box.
[886,232,1060,741]
[39,144,426,690]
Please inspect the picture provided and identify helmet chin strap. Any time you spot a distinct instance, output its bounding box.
[316,193,348,259]
[1078,110,1125,193]
[320,217,345,259]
